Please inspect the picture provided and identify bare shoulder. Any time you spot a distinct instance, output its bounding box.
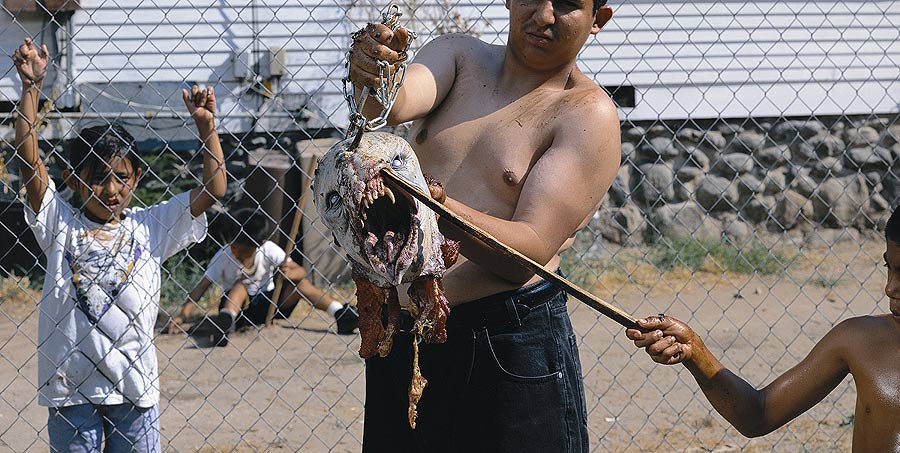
[418,33,493,61]
[552,73,620,158]
[822,315,899,353]
[563,72,618,122]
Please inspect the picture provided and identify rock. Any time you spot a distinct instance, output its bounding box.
[882,124,900,147]
[864,170,883,188]
[809,134,845,158]
[845,146,891,171]
[621,142,636,164]
[623,126,645,143]
[868,192,890,214]
[608,165,632,206]
[723,217,753,245]
[754,145,791,168]
[716,122,744,137]
[810,157,844,178]
[770,120,826,141]
[650,201,722,241]
[738,174,764,200]
[632,163,675,207]
[696,175,739,212]
[676,165,704,182]
[250,136,268,147]
[790,141,817,165]
[697,131,727,161]
[762,170,787,195]
[830,121,846,135]
[712,153,755,177]
[595,204,646,246]
[771,190,813,231]
[637,137,681,161]
[811,174,869,228]
[844,126,879,147]
[676,128,704,145]
[673,166,703,202]
[788,172,817,198]
[726,130,767,154]
[741,196,774,224]
[675,147,710,171]
[881,173,900,209]
[647,124,671,138]
[803,228,860,247]
[864,118,890,132]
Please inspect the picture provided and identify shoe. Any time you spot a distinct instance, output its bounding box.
[188,312,233,347]
[334,304,359,335]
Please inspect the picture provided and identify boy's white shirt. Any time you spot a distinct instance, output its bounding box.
[204,241,286,297]
[25,180,207,408]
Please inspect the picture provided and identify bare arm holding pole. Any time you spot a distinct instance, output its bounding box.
[381,167,641,330]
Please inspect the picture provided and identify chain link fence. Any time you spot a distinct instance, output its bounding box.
[1,0,898,450]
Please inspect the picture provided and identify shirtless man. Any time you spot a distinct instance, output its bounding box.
[626,209,900,451]
[349,0,618,451]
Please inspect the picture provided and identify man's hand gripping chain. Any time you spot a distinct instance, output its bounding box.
[343,4,417,149]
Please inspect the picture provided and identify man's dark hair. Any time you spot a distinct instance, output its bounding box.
[228,209,272,247]
[886,208,900,244]
[593,0,607,14]
[69,123,142,179]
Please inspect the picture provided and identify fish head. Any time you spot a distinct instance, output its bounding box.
[312,132,443,286]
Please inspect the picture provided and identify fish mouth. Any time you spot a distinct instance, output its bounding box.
[357,172,418,281]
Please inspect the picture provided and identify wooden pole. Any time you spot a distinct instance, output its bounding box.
[381,167,641,330]
[266,158,318,326]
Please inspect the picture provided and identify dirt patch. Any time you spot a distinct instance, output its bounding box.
[1,240,882,450]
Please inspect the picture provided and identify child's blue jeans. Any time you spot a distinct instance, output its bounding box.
[48,403,160,452]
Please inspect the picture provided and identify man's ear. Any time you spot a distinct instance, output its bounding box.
[62,169,79,191]
[592,5,613,35]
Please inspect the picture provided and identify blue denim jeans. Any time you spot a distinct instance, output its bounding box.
[364,278,589,453]
[48,403,160,452]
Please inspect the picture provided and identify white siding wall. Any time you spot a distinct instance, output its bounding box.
[2,0,898,127]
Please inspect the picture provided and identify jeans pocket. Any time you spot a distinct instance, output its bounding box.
[478,328,562,384]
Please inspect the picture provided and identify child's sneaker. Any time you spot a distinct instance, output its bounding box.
[188,312,233,347]
[334,304,359,335]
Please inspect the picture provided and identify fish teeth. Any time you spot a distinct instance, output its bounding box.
[384,187,395,204]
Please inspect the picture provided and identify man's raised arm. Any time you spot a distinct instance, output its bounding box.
[349,27,462,125]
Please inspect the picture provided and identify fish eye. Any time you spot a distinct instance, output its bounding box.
[391,155,403,168]
[326,191,341,210]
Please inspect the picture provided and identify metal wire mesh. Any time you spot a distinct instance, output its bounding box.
[1,0,898,450]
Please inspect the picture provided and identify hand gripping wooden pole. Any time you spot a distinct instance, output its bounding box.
[381,167,641,330]
[266,158,318,326]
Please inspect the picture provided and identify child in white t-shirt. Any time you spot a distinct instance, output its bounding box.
[12,39,226,451]
[164,209,359,346]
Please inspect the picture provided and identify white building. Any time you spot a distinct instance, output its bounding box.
[1,0,898,139]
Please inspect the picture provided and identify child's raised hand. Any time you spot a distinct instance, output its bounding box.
[182,85,216,124]
[12,38,49,86]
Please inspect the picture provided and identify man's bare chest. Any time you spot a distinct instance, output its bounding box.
[409,100,555,204]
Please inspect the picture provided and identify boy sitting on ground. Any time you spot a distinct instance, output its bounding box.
[164,209,359,345]
[626,209,900,451]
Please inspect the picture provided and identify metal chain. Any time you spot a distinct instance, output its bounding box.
[342,4,416,148]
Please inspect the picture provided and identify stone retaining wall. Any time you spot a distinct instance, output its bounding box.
[597,116,900,246]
